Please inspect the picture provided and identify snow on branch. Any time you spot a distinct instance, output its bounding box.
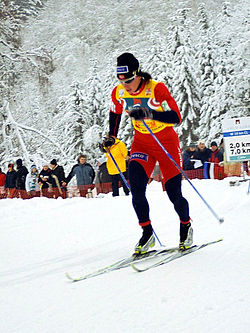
[4,102,67,159]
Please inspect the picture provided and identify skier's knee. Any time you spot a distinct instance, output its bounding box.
[165,173,182,203]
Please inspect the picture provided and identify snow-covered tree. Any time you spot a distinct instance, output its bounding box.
[0,101,66,168]
[170,23,200,147]
[0,0,248,170]
[195,3,217,141]
[198,1,249,143]
[52,82,88,163]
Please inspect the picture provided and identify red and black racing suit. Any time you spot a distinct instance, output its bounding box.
[109,79,190,227]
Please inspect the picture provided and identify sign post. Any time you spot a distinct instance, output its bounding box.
[222,117,250,162]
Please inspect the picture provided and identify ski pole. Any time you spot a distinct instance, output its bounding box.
[142,120,224,224]
[107,147,163,246]
[106,148,130,191]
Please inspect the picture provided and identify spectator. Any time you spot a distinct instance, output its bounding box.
[0,167,6,197]
[183,143,197,170]
[5,163,17,198]
[38,164,52,197]
[95,156,110,194]
[0,167,6,186]
[101,136,130,197]
[209,141,223,163]
[50,159,67,199]
[25,164,40,198]
[193,141,211,168]
[16,159,29,198]
[96,156,111,183]
[95,156,112,194]
[66,155,95,197]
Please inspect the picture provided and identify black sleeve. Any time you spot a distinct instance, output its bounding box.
[207,149,212,161]
[91,166,95,183]
[109,112,122,137]
[38,172,42,183]
[59,166,66,183]
[85,164,96,183]
[5,175,9,188]
[218,151,223,162]
[47,171,53,184]
[152,110,180,124]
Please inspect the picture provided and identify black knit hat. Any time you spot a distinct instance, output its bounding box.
[16,158,22,166]
[210,141,218,147]
[116,53,140,80]
[50,159,57,165]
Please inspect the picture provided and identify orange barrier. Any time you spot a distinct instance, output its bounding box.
[183,169,205,180]
[0,183,113,199]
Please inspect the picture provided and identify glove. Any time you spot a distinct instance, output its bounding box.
[128,106,153,120]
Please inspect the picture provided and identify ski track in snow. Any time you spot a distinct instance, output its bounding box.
[0,178,249,333]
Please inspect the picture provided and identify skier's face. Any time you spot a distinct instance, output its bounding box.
[120,76,141,94]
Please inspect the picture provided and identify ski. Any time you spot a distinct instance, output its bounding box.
[131,238,223,273]
[229,178,249,187]
[65,246,178,282]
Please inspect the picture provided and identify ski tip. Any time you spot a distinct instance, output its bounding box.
[65,272,78,282]
[130,263,144,273]
[65,272,73,280]
[206,238,223,245]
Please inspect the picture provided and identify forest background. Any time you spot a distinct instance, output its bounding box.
[0,0,249,172]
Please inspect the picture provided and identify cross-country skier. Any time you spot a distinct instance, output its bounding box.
[105,52,193,253]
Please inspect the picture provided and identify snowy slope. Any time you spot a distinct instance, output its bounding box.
[0,178,249,333]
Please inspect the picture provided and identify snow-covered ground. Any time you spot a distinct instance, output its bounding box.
[0,178,249,333]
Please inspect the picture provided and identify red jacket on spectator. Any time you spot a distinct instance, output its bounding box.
[0,171,6,186]
[209,148,223,164]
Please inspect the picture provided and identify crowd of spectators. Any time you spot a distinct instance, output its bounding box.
[0,138,248,199]
[183,139,224,171]
[0,156,98,199]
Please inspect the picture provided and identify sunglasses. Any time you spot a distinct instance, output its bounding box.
[119,75,136,84]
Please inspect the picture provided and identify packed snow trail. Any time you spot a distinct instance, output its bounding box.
[0,178,249,333]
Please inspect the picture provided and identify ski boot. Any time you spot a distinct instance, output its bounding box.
[134,224,155,255]
[179,222,193,251]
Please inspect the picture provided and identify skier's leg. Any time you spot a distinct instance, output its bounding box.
[129,160,150,224]
[164,173,189,221]
[129,160,155,253]
[164,174,193,248]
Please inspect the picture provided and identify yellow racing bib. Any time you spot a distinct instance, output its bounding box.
[116,80,174,134]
